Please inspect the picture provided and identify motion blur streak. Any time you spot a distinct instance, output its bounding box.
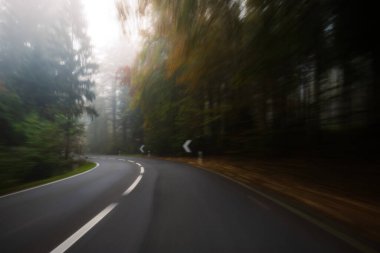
[0,0,379,250]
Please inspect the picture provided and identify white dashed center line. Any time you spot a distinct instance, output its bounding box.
[50,203,118,253]
[51,158,145,253]
[122,175,143,196]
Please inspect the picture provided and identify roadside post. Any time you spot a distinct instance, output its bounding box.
[198,151,203,165]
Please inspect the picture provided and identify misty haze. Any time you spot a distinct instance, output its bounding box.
[0,0,379,253]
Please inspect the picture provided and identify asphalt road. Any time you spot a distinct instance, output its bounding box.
[0,156,375,253]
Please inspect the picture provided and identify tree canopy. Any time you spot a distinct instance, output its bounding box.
[112,0,379,156]
[0,0,97,187]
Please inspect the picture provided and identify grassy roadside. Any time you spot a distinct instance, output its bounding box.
[0,161,97,196]
[158,156,379,243]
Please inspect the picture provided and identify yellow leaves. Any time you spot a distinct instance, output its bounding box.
[131,0,242,99]
[165,33,186,78]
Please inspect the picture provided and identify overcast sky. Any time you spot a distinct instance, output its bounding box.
[81,0,141,68]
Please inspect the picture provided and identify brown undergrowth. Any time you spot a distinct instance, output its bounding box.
[160,156,380,243]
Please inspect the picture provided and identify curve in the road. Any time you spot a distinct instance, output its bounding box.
[51,159,144,253]
[0,163,100,200]
[1,156,378,253]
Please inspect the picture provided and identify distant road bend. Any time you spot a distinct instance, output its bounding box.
[0,156,377,253]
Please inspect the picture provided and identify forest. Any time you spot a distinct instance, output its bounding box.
[88,0,380,159]
[0,0,96,189]
[0,0,379,247]
[1,0,379,189]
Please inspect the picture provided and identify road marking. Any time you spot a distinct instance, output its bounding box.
[248,195,271,210]
[0,163,100,199]
[50,203,118,253]
[136,163,141,166]
[127,160,134,163]
[212,173,377,253]
[50,158,145,252]
[123,175,143,196]
[118,159,125,161]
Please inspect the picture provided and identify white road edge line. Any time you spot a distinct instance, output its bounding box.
[140,167,144,174]
[123,175,143,196]
[209,170,377,253]
[248,195,271,210]
[50,203,118,253]
[0,162,100,199]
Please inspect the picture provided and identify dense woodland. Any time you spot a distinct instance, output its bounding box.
[0,0,96,187]
[1,0,379,188]
[88,0,379,158]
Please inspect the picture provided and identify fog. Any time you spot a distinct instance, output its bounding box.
[1,0,379,170]
[0,0,379,243]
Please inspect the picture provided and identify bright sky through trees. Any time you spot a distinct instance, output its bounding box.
[81,0,141,63]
